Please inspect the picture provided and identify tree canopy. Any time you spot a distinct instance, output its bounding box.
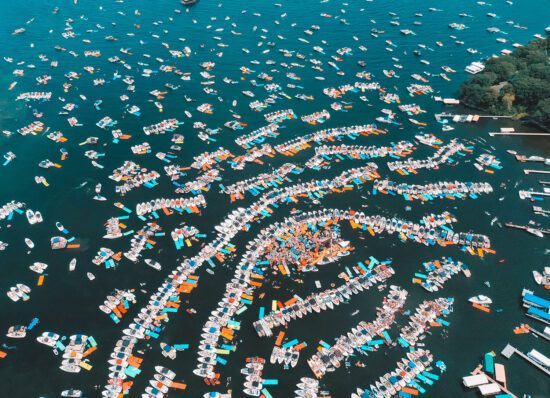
[460,36,550,130]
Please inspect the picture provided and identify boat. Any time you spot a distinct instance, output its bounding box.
[181,0,198,5]
[526,227,544,238]
[25,238,35,249]
[155,366,176,380]
[87,272,96,281]
[7,325,27,338]
[465,61,485,74]
[51,236,68,249]
[61,389,83,398]
[37,331,60,347]
[26,209,37,224]
[69,258,77,271]
[30,262,48,274]
[35,211,43,223]
[468,295,492,306]
[145,259,162,271]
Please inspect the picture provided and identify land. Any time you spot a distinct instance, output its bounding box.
[460,35,550,131]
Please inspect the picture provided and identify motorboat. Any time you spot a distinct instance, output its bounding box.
[468,295,492,306]
[145,259,162,271]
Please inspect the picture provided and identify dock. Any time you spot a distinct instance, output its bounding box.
[470,363,518,398]
[436,113,513,120]
[489,132,550,136]
[524,169,550,175]
[519,190,550,198]
[501,344,550,376]
[533,206,550,216]
[504,222,549,235]
[526,324,550,342]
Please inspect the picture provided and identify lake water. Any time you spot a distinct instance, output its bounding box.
[0,0,549,397]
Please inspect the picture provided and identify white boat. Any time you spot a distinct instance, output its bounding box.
[26,209,37,224]
[465,61,485,74]
[468,295,492,305]
[7,325,27,338]
[533,271,543,285]
[145,259,162,271]
[25,238,35,249]
[526,227,544,238]
[34,211,43,223]
[154,366,176,380]
[87,272,96,281]
[69,258,77,271]
[29,262,48,274]
[61,389,83,397]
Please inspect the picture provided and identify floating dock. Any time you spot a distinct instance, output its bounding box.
[489,132,550,136]
[524,169,550,175]
[468,364,518,398]
[501,344,550,377]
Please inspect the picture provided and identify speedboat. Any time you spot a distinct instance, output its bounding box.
[61,389,83,397]
[468,295,492,305]
[145,259,162,271]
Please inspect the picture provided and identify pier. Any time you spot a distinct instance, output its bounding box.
[470,364,518,398]
[504,223,550,236]
[524,169,550,175]
[533,206,550,216]
[436,113,513,120]
[489,132,550,136]
[501,344,550,377]
[520,190,550,198]
[526,324,550,342]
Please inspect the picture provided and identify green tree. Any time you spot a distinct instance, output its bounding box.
[533,99,550,128]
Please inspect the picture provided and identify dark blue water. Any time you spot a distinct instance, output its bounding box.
[0,0,549,397]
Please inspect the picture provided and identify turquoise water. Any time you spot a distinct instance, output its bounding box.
[0,0,549,397]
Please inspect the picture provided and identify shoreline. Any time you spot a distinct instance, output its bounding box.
[460,100,550,133]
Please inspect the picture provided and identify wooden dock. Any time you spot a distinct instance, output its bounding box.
[501,344,550,377]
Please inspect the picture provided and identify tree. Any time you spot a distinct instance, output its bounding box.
[490,61,517,80]
[527,63,550,81]
[512,75,549,108]
[459,36,550,125]
[533,99,550,129]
